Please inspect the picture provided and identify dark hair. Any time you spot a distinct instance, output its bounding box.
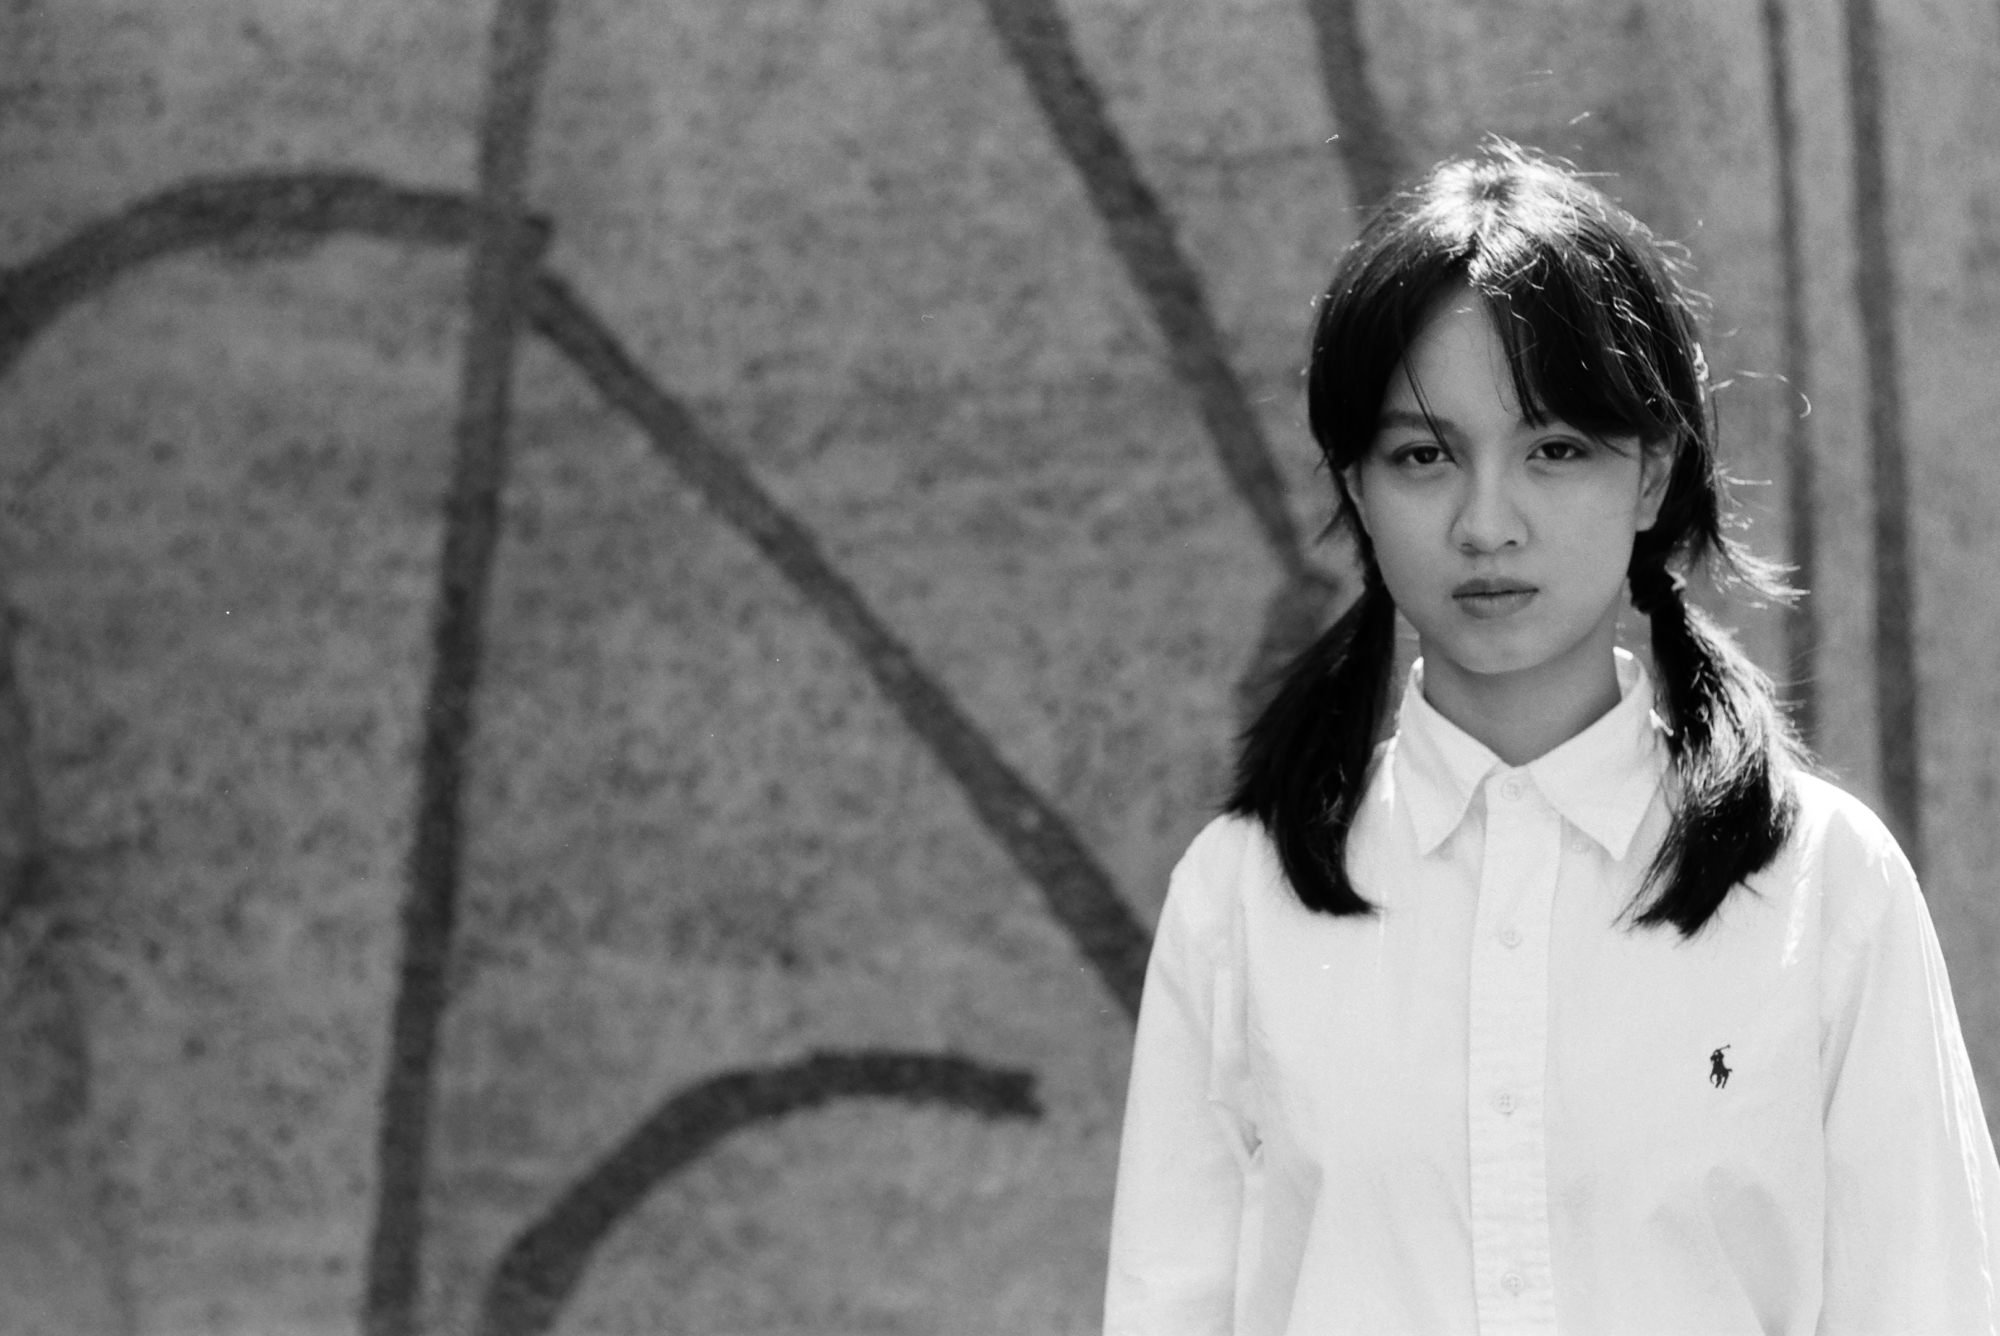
[1228,141,1803,938]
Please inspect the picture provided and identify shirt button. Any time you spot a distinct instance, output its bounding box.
[1501,777,1526,801]
[1501,1271,1524,1295]
[1492,1090,1516,1115]
[1498,926,1521,948]
[1570,835,1592,853]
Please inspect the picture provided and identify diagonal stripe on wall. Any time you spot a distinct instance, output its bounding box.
[975,0,1322,589]
[1300,0,1407,208]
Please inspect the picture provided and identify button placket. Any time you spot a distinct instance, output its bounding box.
[1466,772,1560,1331]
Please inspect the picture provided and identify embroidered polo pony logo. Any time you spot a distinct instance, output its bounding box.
[1709,1045,1732,1089]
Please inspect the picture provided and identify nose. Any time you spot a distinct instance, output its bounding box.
[1450,461,1527,554]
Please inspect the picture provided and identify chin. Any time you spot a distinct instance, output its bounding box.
[1444,648,1554,680]
[1425,624,1583,682]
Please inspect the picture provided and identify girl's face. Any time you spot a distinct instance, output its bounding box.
[1343,290,1671,698]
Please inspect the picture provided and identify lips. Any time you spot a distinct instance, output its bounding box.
[1453,577,1538,619]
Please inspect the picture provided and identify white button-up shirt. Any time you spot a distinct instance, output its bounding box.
[1105,651,2000,1334]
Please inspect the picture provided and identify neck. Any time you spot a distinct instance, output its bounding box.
[1418,618,1625,767]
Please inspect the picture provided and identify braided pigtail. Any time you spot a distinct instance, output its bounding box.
[1628,561,1802,935]
[1227,567,1400,915]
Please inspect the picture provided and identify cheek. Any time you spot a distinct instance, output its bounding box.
[1550,473,1648,544]
[1356,496,1446,604]
[1549,504,1644,600]
[1352,486,1417,552]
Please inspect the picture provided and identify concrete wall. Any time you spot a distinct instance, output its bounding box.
[1,0,1997,1331]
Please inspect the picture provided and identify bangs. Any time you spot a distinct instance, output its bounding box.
[1475,244,1699,449]
[1309,150,1707,468]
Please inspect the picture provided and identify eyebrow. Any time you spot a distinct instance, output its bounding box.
[1376,407,1569,437]
[1377,408,1455,434]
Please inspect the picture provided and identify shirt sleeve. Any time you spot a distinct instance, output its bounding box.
[1103,817,1259,1336]
[1818,798,2000,1334]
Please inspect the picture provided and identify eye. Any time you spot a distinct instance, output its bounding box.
[1532,436,1593,462]
[1388,441,1448,468]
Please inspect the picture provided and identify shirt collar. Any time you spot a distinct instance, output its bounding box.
[1390,647,1669,861]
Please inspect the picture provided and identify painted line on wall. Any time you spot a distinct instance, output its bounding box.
[527,270,1154,1017]
[361,1,564,1333]
[0,174,533,382]
[1759,0,1821,750]
[475,1050,1040,1336]
[0,168,1156,1324]
[0,171,1154,1022]
[0,605,49,929]
[974,0,1324,591]
[973,0,1348,729]
[1841,0,1922,863]
[0,592,136,1328]
[1299,0,1406,209]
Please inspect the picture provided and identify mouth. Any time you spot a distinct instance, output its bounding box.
[1452,578,1538,619]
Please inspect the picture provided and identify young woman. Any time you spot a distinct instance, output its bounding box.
[1103,144,2000,1335]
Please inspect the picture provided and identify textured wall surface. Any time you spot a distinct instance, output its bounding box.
[2,0,1998,1332]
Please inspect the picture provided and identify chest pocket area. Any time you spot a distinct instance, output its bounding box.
[1546,933,1821,1218]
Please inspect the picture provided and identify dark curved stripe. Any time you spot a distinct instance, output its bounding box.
[474,1050,1040,1336]
[0,165,1157,1016]
[361,3,564,1334]
[1841,0,1921,864]
[974,0,1319,588]
[0,174,540,381]
[1760,0,1820,749]
[527,272,1153,1018]
[1300,0,1406,209]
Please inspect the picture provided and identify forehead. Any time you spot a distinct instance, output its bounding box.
[1381,293,1526,423]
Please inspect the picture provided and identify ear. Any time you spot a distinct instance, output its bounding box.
[1634,443,1673,532]
[1339,464,1372,536]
